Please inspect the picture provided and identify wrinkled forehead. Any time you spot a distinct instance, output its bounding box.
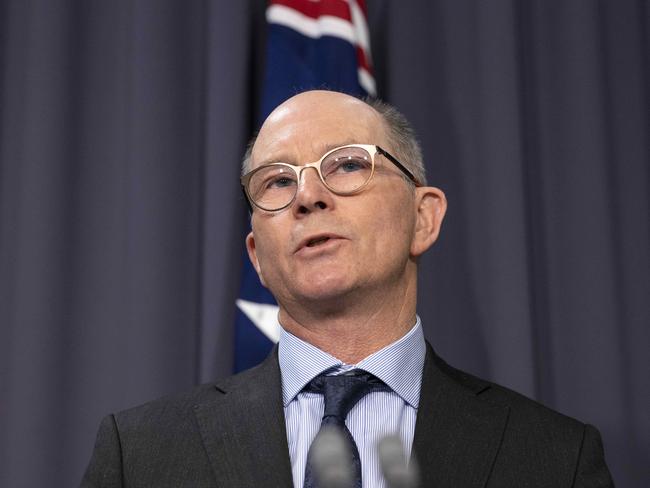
[251,92,387,167]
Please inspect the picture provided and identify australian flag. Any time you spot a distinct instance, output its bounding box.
[234,0,376,372]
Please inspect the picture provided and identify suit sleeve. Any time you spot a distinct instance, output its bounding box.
[573,424,615,487]
[80,414,124,488]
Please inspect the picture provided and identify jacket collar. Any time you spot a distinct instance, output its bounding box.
[412,343,510,488]
[193,347,293,487]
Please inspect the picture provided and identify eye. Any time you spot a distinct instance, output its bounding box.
[265,175,296,189]
[331,156,370,173]
[250,165,298,194]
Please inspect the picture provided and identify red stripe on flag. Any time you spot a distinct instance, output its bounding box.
[356,46,373,74]
[270,0,352,22]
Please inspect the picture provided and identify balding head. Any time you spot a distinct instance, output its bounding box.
[241,90,427,185]
[250,90,387,171]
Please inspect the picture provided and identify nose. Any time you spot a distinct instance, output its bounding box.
[292,166,335,216]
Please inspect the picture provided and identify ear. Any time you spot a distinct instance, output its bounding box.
[410,186,447,257]
[245,230,267,287]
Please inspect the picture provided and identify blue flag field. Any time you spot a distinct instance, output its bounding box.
[235,0,375,372]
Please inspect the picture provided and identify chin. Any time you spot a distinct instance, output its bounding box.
[293,273,355,303]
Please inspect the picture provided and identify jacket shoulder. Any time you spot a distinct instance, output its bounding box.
[113,382,217,426]
[113,352,277,429]
[428,350,615,486]
[431,350,586,435]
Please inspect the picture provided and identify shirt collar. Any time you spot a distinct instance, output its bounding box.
[278,316,426,408]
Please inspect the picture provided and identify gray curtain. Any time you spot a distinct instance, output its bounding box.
[0,1,647,486]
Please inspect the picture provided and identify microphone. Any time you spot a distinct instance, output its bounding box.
[378,435,420,488]
[309,426,354,488]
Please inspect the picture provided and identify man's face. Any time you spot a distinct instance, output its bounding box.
[245,91,428,310]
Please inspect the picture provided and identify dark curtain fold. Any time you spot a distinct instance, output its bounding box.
[0,1,647,486]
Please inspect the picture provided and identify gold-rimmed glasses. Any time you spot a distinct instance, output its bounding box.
[241,144,420,211]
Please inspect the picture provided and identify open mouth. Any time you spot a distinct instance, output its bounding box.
[306,236,331,247]
[295,233,344,253]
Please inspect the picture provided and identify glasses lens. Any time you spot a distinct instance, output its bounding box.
[247,165,298,210]
[321,146,373,193]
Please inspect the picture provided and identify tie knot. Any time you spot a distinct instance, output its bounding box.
[305,370,388,421]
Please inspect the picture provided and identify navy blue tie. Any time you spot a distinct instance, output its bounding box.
[303,370,388,488]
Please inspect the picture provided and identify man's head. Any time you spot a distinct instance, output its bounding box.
[243,90,446,318]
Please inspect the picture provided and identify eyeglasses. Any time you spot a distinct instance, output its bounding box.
[241,144,420,211]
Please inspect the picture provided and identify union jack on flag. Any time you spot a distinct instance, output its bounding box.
[234,0,375,372]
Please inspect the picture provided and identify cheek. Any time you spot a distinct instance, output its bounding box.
[363,206,414,261]
[380,195,415,234]
[251,223,287,275]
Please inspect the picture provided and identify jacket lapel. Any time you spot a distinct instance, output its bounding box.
[193,348,293,487]
[412,345,510,488]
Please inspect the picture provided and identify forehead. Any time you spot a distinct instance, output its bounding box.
[252,92,387,167]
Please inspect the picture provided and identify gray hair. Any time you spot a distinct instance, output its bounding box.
[241,96,427,186]
[364,97,427,186]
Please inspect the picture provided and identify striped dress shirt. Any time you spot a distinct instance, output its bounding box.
[278,317,426,488]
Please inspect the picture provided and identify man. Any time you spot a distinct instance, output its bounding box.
[82,90,613,487]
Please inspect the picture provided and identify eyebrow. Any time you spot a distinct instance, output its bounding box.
[259,139,362,166]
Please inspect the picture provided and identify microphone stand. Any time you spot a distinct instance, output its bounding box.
[310,428,420,488]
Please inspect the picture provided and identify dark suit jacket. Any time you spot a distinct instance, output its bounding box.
[81,344,614,487]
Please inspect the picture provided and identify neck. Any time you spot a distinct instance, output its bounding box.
[277,276,417,364]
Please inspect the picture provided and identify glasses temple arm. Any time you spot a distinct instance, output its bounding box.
[376,147,421,186]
